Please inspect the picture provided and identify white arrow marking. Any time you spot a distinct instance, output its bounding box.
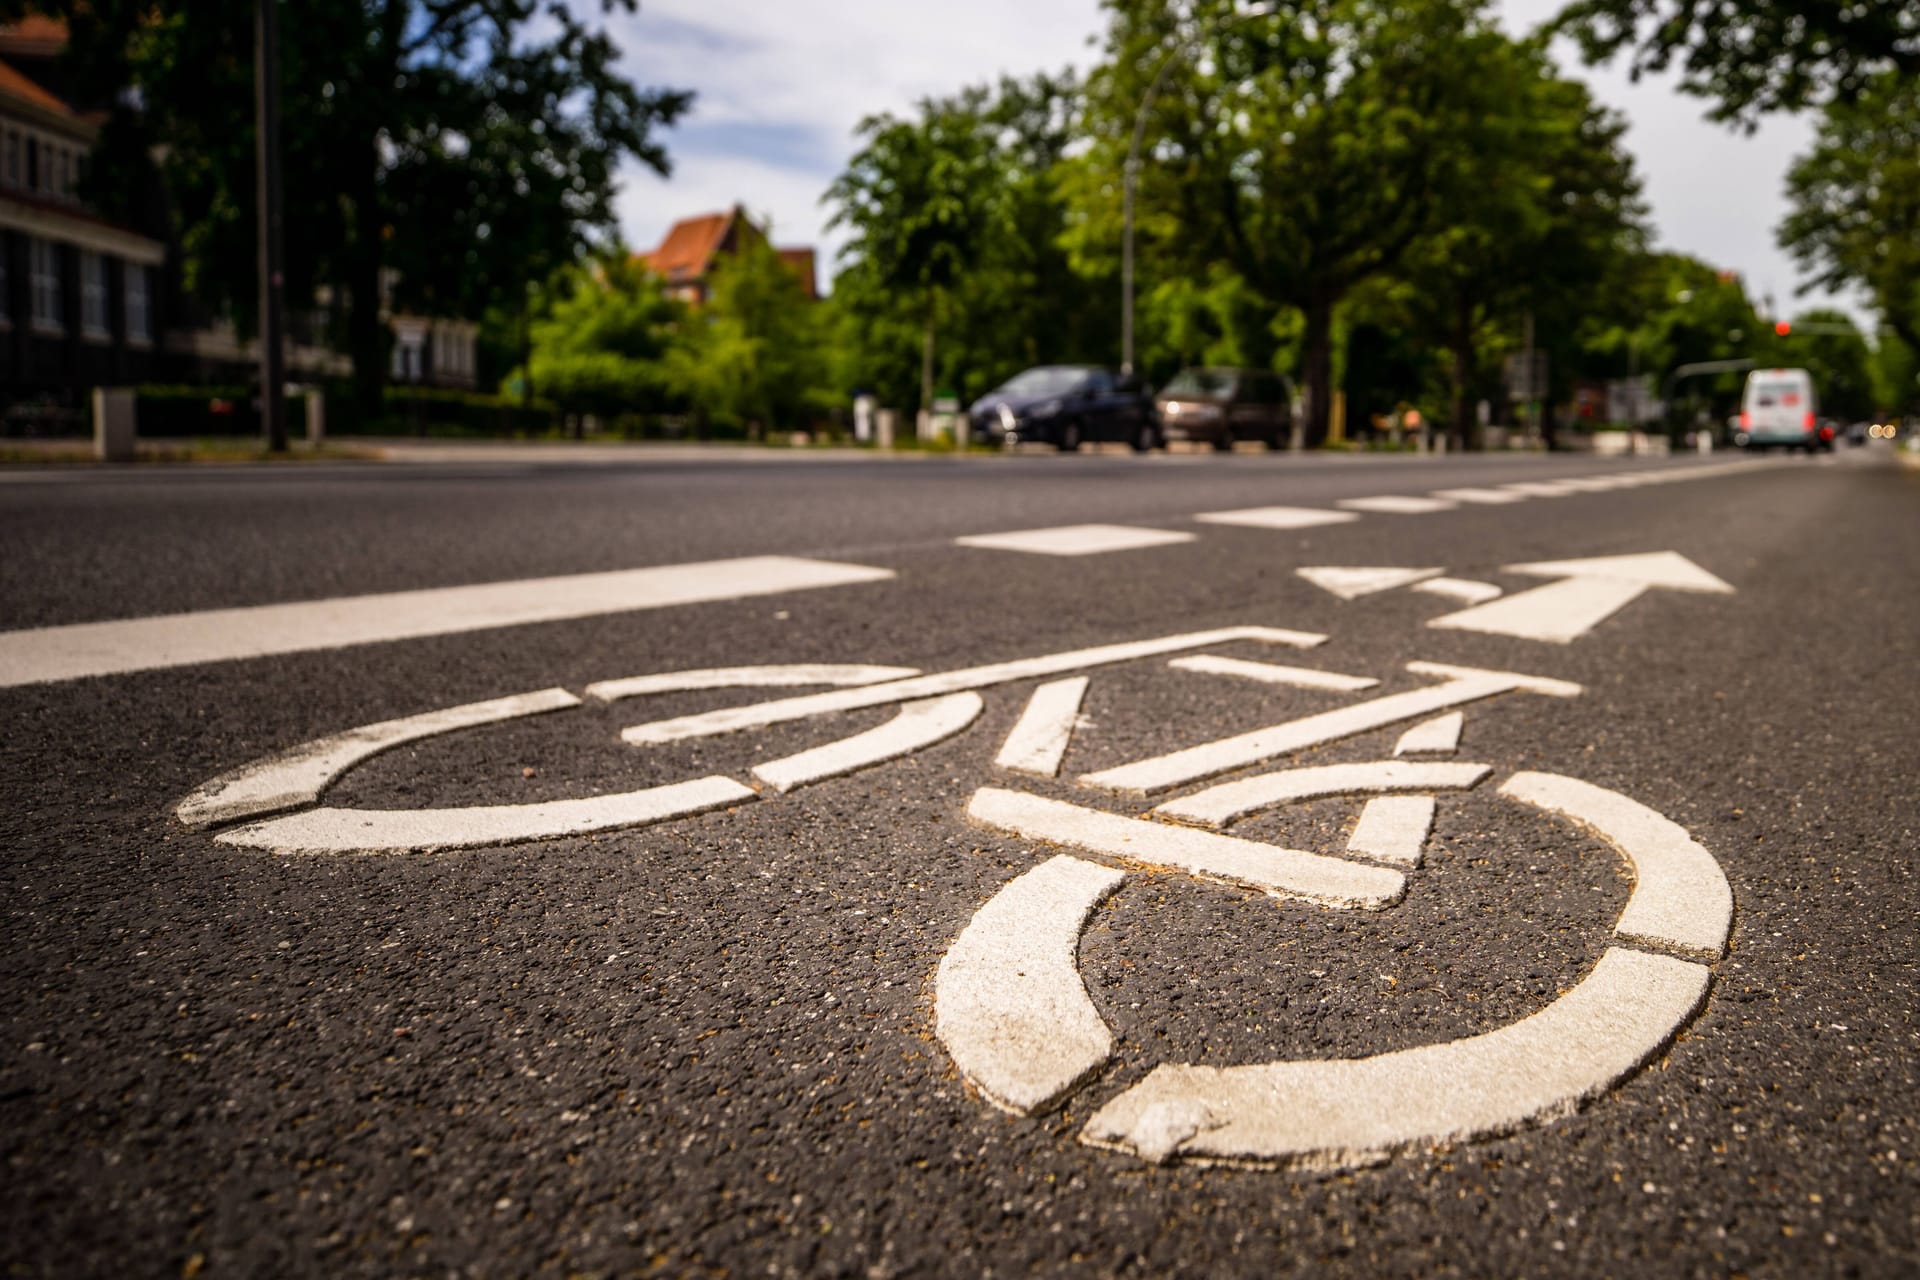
[1413,577,1503,605]
[1297,566,1443,599]
[1429,551,1734,643]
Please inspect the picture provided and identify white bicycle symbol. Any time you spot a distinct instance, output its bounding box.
[178,624,1730,1171]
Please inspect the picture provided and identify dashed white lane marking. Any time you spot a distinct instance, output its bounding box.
[1168,654,1378,692]
[935,854,1126,1115]
[1153,761,1490,828]
[1394,711,1464,755]
[175,687,580,830]
[585,664,918,702]
[968,787,1405,909]
[953,524,1196,556]
[1430,487,1530,505]
[1429,551,1734,643]
[1413,577,1503,605]
[751,692,983,793]
[1082,663,1579,795]
[1078,946,1710,1167]
[1500,480,1584,496]
[1297,566,1442,599]
[0,556,895,689]
[1501,771,1733,959]
[622,626,1325,745]
[1346,795,1438,866]
[994,677,1090,777]
[1336,495,1457,515]
[215,775,757,855]
[1194,506,1360,531]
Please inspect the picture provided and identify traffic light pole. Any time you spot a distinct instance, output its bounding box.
[255,0,287,453]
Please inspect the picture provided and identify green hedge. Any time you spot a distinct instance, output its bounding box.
[134,386,306,438]
[131,385,560,438]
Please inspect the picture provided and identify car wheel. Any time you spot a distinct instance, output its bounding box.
[1057,421,1082,453]
[1210,434,1233,453]
[1134,422,1160,453]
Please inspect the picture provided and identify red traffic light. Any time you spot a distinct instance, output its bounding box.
[1775,320,1792,336]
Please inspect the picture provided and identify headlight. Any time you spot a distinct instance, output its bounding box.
[997,404,1016,431]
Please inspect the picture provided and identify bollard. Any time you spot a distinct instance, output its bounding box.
[875,409,897,449]
[92,388,136,462]
[304,387,326,446]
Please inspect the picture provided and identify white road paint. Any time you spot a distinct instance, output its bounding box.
[935,854,1126,1115]
[215,775,758,855]
[994,677,1090,777]
[751,693,983,793]
[1430,487,1530,505]
[1296,566,1442,599]
[1501,771,1733,960]
[1413,577,1503,605]
[1346,795,1438,866]
[1394,712,1464,756]
[0,556,896,689]
[1079,946,1710,1167]
[1430,551,1734,644]
[968,787,1405,909]
[953,524,1196,556]
[1083,663,1580,795]
[175,687,581,830]
[1168,654,1378,693]
[585,664,919,703]
[1499,480,1584,497]
[622,626,1326,745]
[1153,761,1490,828]
[1336,495,1457,515]
[1193,506,1360,531]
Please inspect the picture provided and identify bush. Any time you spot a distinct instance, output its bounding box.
[134,385,307,438]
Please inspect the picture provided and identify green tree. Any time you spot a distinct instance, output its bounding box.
[1074,0,1515,445]
[665,238,833,438]
[52,0,689,411]
[1875,327,1919,415]
[524,253,683,423]
[1776,309,1876,422]
[1778,73,1920,362]
[1551,0,1920,125]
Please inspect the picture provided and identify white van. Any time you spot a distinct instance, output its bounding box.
[1735,368,1829,451]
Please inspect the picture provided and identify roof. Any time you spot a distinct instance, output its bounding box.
[643,209,735,284]
[0,57,74,119]
[0,15,68,59]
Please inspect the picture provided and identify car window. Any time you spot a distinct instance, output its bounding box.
[999,367,1088,397]
[1163,369,1238,398]
[1084,370,1115,393]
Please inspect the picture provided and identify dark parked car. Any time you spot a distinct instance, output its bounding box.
[969,365,1162,452]
[1155,367,1293,450]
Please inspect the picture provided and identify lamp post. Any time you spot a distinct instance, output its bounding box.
[1121,4,1275,376]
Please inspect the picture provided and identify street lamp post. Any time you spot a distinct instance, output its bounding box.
[1121,5,1274,377]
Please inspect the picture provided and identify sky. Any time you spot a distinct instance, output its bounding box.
[605,0,1869,328]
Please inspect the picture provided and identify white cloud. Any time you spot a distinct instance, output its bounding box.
[604,0,1872,329]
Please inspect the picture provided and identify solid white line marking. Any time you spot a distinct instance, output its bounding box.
[1083,663,1579,795]
[622,626,1326,745]
[1501,771,1733,959]
[1346,795,1438,867]
[1154,761,1490,828]
[1336,495,1456,515]
[968,787,1405,909]
[953,524,1196,556]
[175,687,581,830]
[1500,480,1584,496]
[1394,712,1464,756]
[1079,946,1710,1167]
[935,854,1126,1115]
[1194,506,1360,531]
[751,693,983,793]
[1168,654,1378,692]
[994,677,1090,777]
[215,775,758,855]
[1430,487,1530,505]
[0,556,896,689]
[1297,566,1442,599]
[1413,577,1503,605]
[585,664,919,702]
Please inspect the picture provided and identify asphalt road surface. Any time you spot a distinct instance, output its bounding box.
[3,443,1917,1277]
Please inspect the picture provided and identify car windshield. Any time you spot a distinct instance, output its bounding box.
[998,367,1089,398]
[1162,369,1239,398]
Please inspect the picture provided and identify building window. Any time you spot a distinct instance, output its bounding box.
[29,237,62,333]
[2,130,18,188]
[0,243,10,327]
[81,251,109,338]
[125,264,152,343]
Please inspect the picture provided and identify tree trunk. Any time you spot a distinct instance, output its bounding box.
[1450,296,1477,451]
[1301,290,1335,448]
[347,146,385,421]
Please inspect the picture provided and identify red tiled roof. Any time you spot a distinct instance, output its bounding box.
[642,210,734,284]
[0,57,73,118]
[0,14,69,58]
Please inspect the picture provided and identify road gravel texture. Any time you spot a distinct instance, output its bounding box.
[2,448,1916,1277]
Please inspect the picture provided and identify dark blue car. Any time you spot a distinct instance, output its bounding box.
[969,365,1162,452]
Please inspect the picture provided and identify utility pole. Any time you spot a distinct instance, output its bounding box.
[255,0,287,452]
